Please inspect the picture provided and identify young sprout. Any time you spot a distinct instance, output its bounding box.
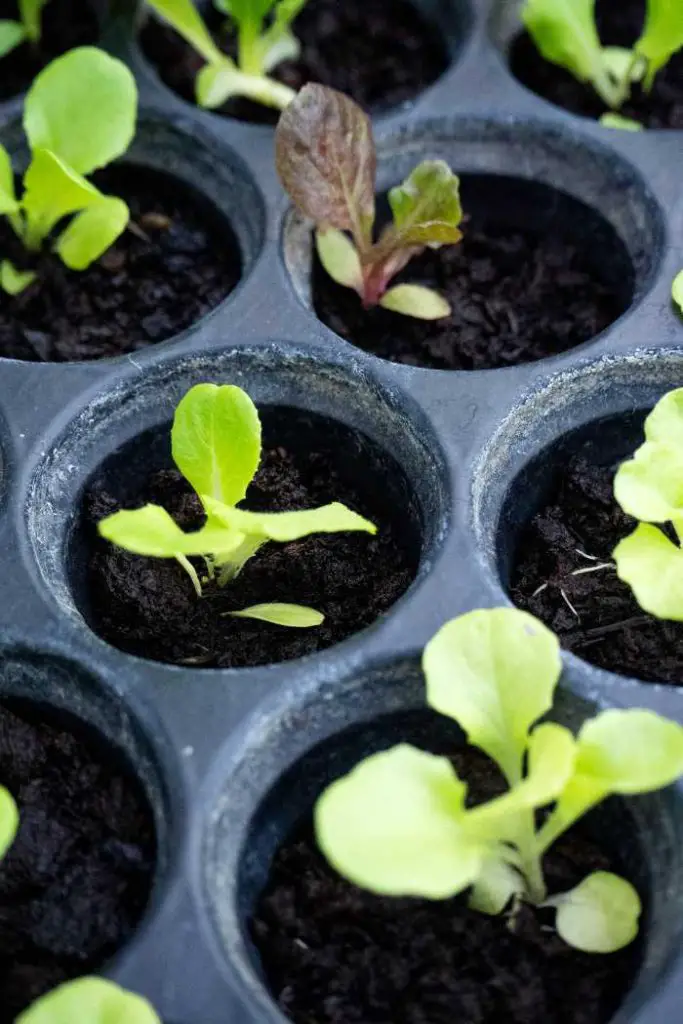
[0,0,51,62]
[673,270,683,314]
[0,784,18,860]
[0,46,137,295]
[316,607,683,954]
[613,387,683,619]
[522,0,683,125]
[98,382,376,629]
[145,0,300,111]
[16,977,160,1024]
[276,84,464,321]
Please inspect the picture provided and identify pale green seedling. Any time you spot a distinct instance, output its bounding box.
[673,270,683,314]
[522,0,683,113]
[276,85,463,321]
[0,0,51,62]
[146,0,299,111]
[613,388,683,619]
[0,784,18,860]
[16,977,161,1024]
[0,47,137,294]
[316,607,683,953]
[99,383,376,629]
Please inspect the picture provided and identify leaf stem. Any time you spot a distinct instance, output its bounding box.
[232,69,295,110]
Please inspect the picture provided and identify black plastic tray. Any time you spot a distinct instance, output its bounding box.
[1,1,683,1021]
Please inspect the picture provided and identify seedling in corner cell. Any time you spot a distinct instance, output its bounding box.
[0,784,18,861]
[16,977,161,1024]
[0,46,137,295]
[276,83,464,321]
[98,382,376,629]
[612,387,683,619]
[145,0,301,111]
[0,0,52,61]
[316,607,683,953]
[673,270,683,315]
[522,0,683,125]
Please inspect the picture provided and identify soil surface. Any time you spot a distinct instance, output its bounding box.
[0,0,98,102]
[511,455,683,683]
[0,165,240,362]
[510,0,683,129]
[140,0,449,124]
[313,223,625,370]
[83,430,417,668]
[0,701,155,1021]
[251,747,636,1024]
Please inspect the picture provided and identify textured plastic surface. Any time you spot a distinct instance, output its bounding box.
[1,0,683,1021]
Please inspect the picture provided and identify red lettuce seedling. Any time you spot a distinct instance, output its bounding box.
[0,0,51,62]
[16,977,160,1024]
[522,0,683,128]
[98,382,376,629]
[316,607,683,954]
[276,84,464,321]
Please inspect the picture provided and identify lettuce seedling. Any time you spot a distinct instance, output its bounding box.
[146,0,299,111]
[612,387,683,619]
[0,785,18,861]
[0,0,51,60]
[99,382,376,628]
[16,977,160,1024]
[276,84,463,321]
[316,607,683,953]
[673,270,683,314]
[0,46,137,295]
[522,0,683,117]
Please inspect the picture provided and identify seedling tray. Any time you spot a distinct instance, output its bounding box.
[1,0,683,1021]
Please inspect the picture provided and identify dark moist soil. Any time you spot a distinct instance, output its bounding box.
[0,701,155,1021]
[139,0,449,124]
[84,443,416,669]
[313,225,625,371]
[0,165,240,362]
[510,0,683,129]
[251,747,636,1024]
[511,456,683,684]
[0,0,98,102]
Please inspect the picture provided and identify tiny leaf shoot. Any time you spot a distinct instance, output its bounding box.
[0,0,50,61]
[673,270,683,314]
[0,47,137,295]
[99,383,376,629]
[276,84,463,320]
[0,785,18,860]
[599,113,643,130]
[522,0,683,112]
[16,977,161,1024]
[613,387,683,618]
[146,0,298,111]
[315,607,683,954]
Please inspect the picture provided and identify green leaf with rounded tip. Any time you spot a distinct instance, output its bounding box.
[614,441,683,522]
[635,0,683,89]
[643,387,683,446]
[98,503,242,559]
[673,271,683,313]
[171,383,262,507]
[228,603,324,627]
[22,147,103,249]
[423,608,562,783]
[599,112,643,130]
[18,0,49,42]
[538,707,683,853]
[379,284,451,320]
[0,785,18,859]
[0,259,36,295]
[16,977,161,1024]
[388,160,463,247]
[202,494,377,542]
[24,47,137,176]
[315,227,362,291]
[147,0,224,64]
[0,20,25,59]
[0,143,19,215]
[55,195,130,270]
[545,871,641,953]
[468,858,524,915]
[522,0,605,85]
[315,744,485,898]
[613,522,683,619]
[196,59,243,108]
